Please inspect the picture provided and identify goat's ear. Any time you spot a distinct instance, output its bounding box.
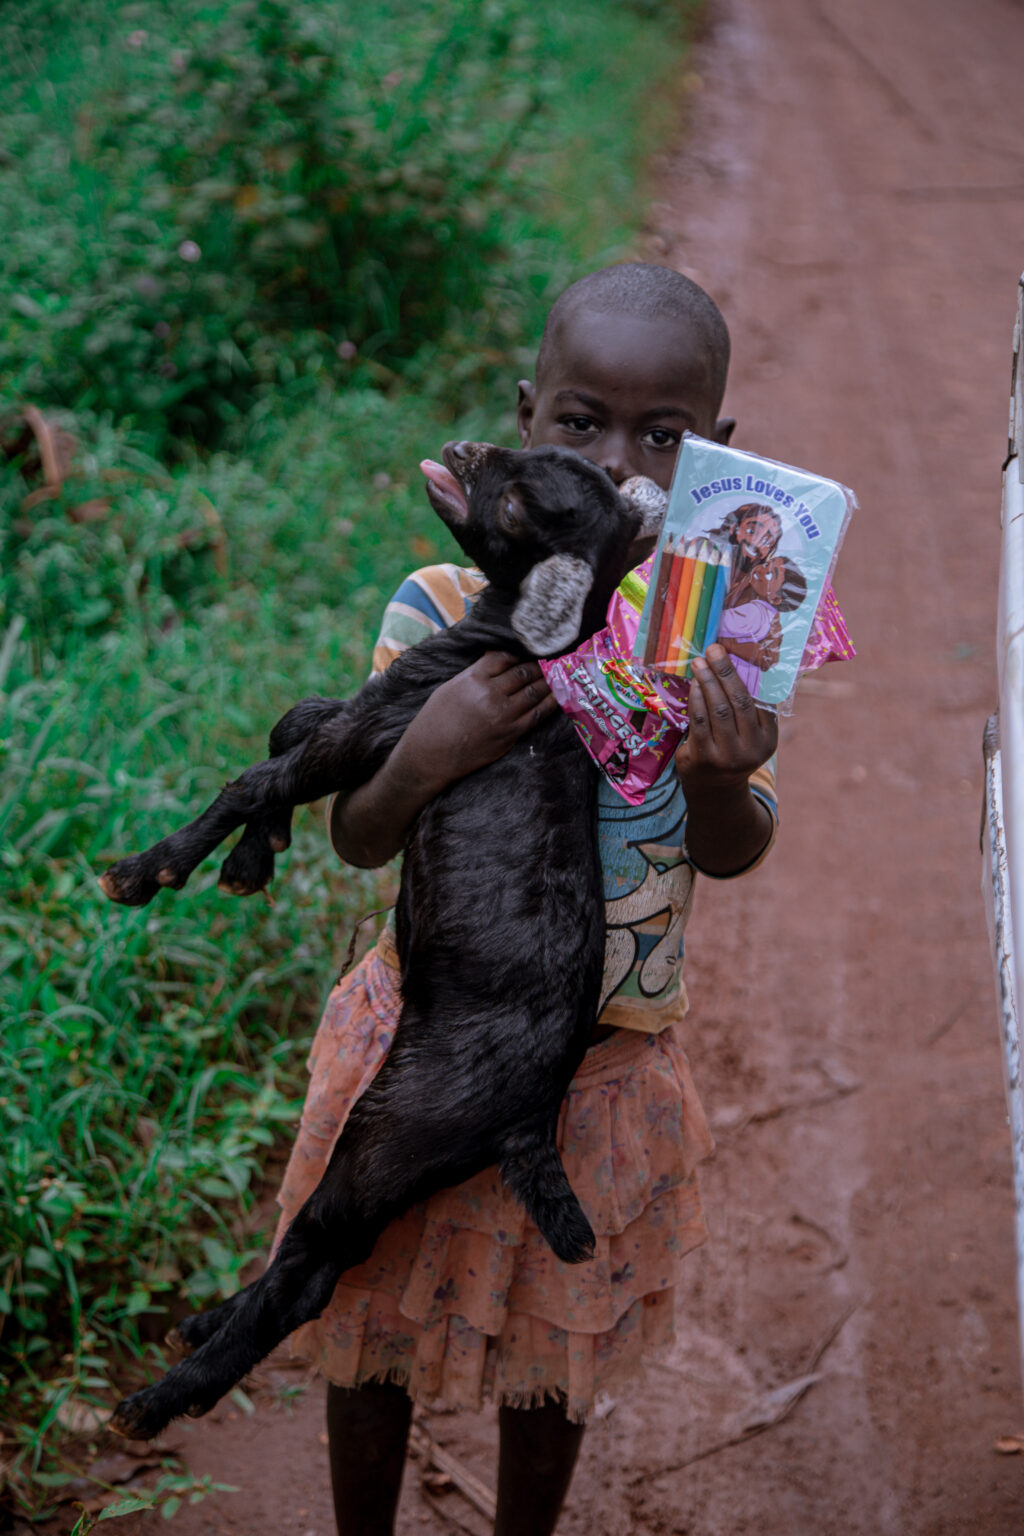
[619,475,669,537]
[511,554,593,657]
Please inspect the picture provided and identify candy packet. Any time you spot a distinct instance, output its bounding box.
[539,558,690,801]
[634,434,856,712]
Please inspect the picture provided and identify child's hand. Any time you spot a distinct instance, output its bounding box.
[330,653,558,867]
[675,644,778,789]
[401,652,559,790]
[674,644,778,875]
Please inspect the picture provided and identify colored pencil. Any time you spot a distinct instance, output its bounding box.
[678,539,709,669]
[665,540,698,671]
[702,547,731,651]
[691,545,720,659]
[657,537,686,662]
[644,536,675,663]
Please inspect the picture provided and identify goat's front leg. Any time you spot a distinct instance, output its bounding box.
[99,762,291,907]
[217,803,294,896]
[98,699,349,907]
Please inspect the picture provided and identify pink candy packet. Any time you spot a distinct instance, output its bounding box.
[540,557,855,804]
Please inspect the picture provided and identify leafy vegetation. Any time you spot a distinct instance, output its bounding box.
[1,0,681,447]
[0,0,698,1516]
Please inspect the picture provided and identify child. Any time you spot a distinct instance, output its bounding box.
[274,263,779,1536]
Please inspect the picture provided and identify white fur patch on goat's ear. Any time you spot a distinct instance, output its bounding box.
[511,554,593,657]
[619,475,669,536]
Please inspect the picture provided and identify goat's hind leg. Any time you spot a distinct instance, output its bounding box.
[110,1176,387,1439]
[165,1288,250,1357]
[111,1252,344,1440]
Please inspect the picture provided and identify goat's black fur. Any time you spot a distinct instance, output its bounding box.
[103,443,663,1440]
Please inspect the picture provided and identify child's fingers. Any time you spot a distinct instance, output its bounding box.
[473,650,531,680]
[690,648,754,746]
[703,647,778,759]
[473,652,556,726]
[476,652,550,696]
[506,666,558,726]
[684,667,712,744]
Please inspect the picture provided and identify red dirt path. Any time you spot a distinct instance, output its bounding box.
[69,1,1024,1531]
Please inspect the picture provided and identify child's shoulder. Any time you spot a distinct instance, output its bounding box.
[372,563,485,672]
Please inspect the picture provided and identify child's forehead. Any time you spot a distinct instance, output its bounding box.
[543,305,715,400]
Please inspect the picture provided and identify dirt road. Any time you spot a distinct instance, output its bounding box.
[93,1,1024,1531]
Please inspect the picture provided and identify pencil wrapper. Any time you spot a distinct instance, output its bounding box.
[633,434,857,713]
[540,554,855,804]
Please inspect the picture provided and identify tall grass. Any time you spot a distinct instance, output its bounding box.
[0,0,700,1514]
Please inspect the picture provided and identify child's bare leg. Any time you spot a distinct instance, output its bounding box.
[326,1379,412,1536]
[494,1397,585,1536]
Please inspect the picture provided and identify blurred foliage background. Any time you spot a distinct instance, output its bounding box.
[0,0,697,1515]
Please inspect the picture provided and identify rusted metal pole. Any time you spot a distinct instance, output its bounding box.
[982,271,1024,1400]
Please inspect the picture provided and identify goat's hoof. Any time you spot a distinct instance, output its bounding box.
[109,1391,168,1442]
[219,837,276,896]
[216,875,265,897]
[98,864,160,908]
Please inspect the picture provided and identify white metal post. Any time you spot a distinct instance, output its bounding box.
[983,272,1024,1400]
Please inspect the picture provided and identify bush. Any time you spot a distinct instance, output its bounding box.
[0,0,552,444]
[0,385,459,649]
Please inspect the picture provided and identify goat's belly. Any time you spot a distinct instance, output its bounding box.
[396,731,603,1041]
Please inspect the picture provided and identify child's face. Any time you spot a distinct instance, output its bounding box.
[749,556,787,605]
[517,306,733,492]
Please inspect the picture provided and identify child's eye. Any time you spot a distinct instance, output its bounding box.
[559,415,599,435]
[641,427,681,449]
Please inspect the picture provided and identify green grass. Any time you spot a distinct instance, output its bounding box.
[0,0,701,1515]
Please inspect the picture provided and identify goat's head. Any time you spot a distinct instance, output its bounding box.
[421,442,667,656]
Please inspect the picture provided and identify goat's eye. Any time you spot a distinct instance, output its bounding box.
[499,498,521,534]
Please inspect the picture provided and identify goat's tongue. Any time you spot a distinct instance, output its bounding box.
[420,460,468,520]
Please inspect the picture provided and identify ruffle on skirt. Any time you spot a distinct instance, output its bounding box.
[274,946,714,1422]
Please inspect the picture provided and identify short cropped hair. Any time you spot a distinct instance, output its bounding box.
[537,263,731,413]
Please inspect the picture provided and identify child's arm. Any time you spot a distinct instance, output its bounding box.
[330,653,558,867]
[675,643,779,876]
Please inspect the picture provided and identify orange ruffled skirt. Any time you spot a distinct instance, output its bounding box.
[274,946,714,1423]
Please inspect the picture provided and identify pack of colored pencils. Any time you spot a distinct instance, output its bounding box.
[642,536,733,677]
[632,434,856,712]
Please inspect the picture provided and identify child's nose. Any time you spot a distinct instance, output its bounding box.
[596,436,634,485]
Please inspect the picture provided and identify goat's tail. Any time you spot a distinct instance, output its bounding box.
[500,1135,595,1265]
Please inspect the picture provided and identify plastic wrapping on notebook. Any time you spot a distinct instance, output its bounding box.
[540,436,856,804]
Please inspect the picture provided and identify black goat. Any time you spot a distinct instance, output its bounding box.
[102,442,665,1440]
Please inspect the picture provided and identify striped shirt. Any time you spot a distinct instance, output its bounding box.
[347,564,778,1033]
